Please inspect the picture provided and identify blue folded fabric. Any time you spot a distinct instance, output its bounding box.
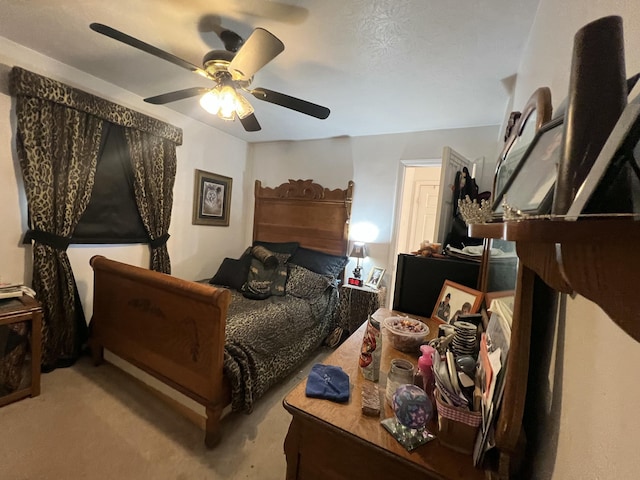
[305,363,350,403]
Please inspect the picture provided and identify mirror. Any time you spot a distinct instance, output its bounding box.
[492,87,553,203]
[484,239,518,291]
[477,87,552,310]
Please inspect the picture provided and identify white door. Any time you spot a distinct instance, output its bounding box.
[433,147,474,245]
[407,180,440,252]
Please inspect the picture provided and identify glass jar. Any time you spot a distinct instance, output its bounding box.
[385,358,415,405]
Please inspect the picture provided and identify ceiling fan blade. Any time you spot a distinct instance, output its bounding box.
[228,28,284,80]
[90,23,209,78]
[250,88,330,119]
[240,113,261,132]
[144,87,210,105]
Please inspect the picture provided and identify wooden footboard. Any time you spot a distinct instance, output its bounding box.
[88,255,232,447]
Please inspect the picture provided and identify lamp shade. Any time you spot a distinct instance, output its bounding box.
[349,242,368,259]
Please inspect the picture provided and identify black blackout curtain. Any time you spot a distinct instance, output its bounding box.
[9,67,182,371]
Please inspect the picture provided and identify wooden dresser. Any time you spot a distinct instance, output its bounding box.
[283,308,485,480]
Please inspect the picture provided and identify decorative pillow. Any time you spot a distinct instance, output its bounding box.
[253,240,300,256]
[251,244,279,269]
[209,250,251,290]
[290,246,348,278]
[242,247,291,299]
[286,264,333,300]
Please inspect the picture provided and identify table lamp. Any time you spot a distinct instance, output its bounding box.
[348,242,368,286]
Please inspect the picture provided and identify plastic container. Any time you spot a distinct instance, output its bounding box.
[383,316,430,353]
[418,345,436,403]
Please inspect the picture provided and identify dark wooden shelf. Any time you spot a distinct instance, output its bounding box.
[466,217,640,478]
[470,218,640,342]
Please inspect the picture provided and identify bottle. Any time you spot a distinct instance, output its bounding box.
[417,345,436,404]
[359,315,382,382]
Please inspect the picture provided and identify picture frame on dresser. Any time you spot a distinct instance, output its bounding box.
[432,280,483,324]
[484,290,515,313]
[493,87,553,203]
[492,116,564,219]
[192,169,232,226]
[565,94,640,220]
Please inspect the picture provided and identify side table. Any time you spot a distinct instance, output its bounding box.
[283,307,485,480]
[0,295,42,407]
[336,284,385,334]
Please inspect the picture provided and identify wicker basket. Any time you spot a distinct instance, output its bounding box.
[435,390,482,455]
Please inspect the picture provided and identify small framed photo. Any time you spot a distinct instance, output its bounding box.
[365,266,385,289]
[432,280,483,324]
[192,169,232,226]
[484,290,515,313]
[493,116,564,219]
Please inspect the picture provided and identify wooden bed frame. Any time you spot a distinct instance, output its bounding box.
[89,179,354,447]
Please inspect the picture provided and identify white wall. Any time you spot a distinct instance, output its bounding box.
[248,125,500,299]
[510,2,640,478]
[0,36,249,317]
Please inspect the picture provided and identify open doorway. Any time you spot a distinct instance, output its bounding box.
[395,165,442,256]
[387,159,441,306]
[389,149,480,308]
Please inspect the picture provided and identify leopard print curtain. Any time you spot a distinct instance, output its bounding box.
[13,94,103,370]
[125,128,177,273]
[10,67,183,369]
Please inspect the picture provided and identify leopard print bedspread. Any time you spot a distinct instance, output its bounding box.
[214,286,338,413]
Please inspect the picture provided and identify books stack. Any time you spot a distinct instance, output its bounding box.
[0,283,24,300]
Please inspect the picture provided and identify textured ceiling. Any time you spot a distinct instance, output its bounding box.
[0,0,540,143]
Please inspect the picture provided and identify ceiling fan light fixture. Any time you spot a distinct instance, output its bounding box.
[200,84,253,121]
[218,84,238,120]
[235,93,255,119]
[199,89,221,115]
[91,23,329,133]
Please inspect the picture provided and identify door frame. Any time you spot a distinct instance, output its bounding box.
[388,158,441,308]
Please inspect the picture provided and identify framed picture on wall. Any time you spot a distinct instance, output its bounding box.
[192,169,232,226]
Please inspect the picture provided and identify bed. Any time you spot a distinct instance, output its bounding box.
[88,179,354,447]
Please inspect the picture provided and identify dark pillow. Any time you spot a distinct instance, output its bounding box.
[242,248,291,299]
[286,264,333,300]
[253,240,300,256]
[290,247,348,278]
[209,255,250,290]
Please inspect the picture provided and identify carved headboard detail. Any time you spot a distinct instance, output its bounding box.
[253,179,354,256]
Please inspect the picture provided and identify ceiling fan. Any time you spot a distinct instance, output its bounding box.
[89,22,330,132]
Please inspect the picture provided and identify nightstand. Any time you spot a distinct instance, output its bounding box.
[336,284,386,334]
[0,295,42,407]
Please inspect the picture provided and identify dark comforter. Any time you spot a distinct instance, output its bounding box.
[216,287,338,413]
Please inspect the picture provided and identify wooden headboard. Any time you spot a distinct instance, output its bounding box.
[253,179,354,256]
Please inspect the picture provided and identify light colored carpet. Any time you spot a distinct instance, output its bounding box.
[0,348,331,480]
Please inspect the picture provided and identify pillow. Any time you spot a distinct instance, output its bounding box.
[290,247,348,278]
[209,256,250,290]
[242,248,291,299]
[251,244,279,269]
[252,240,299,256]
[286,264,333,300]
